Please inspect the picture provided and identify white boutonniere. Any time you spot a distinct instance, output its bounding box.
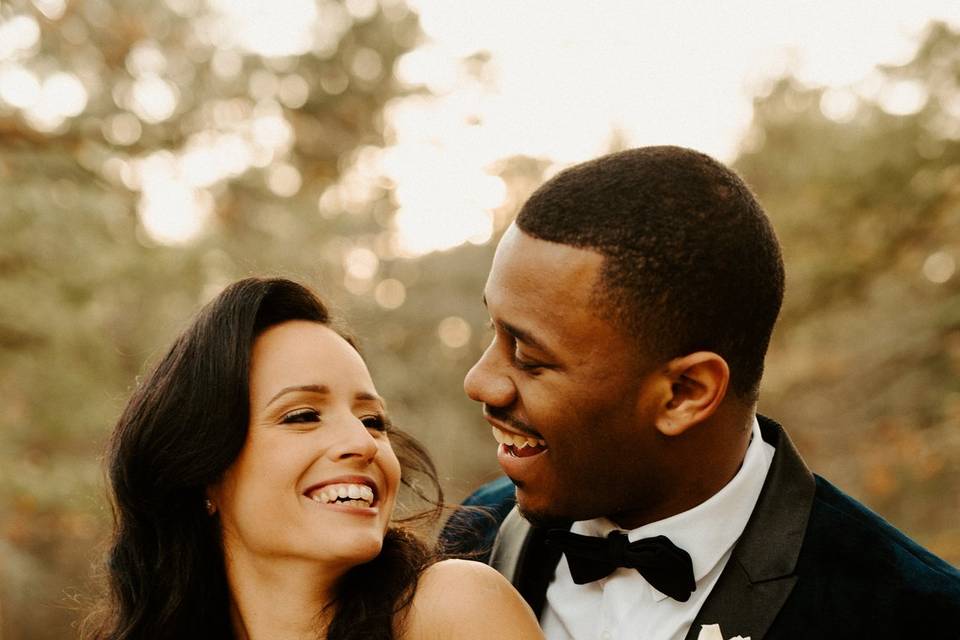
[697,623,751,640]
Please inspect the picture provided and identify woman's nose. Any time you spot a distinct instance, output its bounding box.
[329,417,379,463]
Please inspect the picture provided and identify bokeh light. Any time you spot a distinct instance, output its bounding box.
[878,79,929,116]
[344,247,380,280]
[0,65,40,109]
[130,74,179,123]
[437,316,472,348]
[0,15,41,60]
[374,279,407,309]
[923,251,957,284]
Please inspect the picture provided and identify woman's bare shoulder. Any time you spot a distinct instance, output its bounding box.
[401,559,544,640]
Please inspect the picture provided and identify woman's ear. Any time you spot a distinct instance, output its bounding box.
[204,486,219,515]
[653,352,730,436]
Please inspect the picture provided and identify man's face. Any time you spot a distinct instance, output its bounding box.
[464,225,671,527]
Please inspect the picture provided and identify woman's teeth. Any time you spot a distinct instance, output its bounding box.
[309,483,374,506]
[491,425,546,449]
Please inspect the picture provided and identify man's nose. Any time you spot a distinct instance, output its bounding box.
[464,343,516,407]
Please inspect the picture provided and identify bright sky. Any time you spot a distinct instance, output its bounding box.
[383,0,960,254]
[3,0,958,255]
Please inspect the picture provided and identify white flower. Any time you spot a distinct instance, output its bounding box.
[697,623,751,640]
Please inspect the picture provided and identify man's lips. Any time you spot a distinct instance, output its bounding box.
[489,423,548,458]
[489,424,545,448]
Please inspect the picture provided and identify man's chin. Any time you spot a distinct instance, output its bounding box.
[515,501,574,529]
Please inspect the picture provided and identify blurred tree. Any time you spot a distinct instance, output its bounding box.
[0,0,422,637]
[737,21,960,564]
[2,2,959,637]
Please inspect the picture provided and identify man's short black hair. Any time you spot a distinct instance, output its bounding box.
[515,145,784,401]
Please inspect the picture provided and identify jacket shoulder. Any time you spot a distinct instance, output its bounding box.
[439,476,516,562]
[781,475,960,634]
[810,475,960,583]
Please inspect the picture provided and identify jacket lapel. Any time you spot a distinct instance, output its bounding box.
[685,417,816,640]
[490,507,566,619]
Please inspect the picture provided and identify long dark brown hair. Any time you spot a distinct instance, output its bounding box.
[85,277,442,640]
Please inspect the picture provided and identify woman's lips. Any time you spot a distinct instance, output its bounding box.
[302,475,379,509]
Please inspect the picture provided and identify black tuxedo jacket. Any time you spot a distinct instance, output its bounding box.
[440,417,960,639]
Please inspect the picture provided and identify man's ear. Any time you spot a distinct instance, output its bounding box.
[653,352,729,436]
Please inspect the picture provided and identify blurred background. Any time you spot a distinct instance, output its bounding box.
[1,0,959,636]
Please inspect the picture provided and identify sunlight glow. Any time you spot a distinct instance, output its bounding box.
[138,167,213,246]
[384,140,503,255]
[208,0,319,57]
[378,0,960,255]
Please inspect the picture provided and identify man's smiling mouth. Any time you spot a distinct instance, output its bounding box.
[491,425,548,457]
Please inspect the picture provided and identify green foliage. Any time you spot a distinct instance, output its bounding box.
[737,21,960,565]
[0,0,426,637]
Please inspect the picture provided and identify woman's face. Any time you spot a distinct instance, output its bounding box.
[211,320,401,571]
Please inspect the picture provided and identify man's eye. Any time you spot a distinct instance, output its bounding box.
[281,408,321,424]
[361,415,390,431]
[513,352,543,371]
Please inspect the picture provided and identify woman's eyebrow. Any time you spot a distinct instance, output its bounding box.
[266,386,386,409]
[266,384,329,407]
[354,391,386,408]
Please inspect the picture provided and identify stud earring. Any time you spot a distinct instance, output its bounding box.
[205,498,216,515]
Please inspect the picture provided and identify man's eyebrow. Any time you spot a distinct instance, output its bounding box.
[499,319,557,359]
[482,295,558,359]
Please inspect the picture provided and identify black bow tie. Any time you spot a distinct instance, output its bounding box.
[544,529,696,602]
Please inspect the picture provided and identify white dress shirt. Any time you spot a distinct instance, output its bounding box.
[540,417,775,640]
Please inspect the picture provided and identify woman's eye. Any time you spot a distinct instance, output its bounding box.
[361,415,390,431]
[281,408,321,424]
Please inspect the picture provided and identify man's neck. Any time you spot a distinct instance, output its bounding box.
[611,410,755,530]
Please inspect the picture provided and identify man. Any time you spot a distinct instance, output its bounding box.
[441,146,960,639]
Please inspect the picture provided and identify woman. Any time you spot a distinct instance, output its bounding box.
[86,277,542,640]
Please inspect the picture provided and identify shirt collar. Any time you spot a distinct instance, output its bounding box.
[572,416,775,601]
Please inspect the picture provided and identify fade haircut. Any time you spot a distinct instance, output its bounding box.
[515,146,784,401]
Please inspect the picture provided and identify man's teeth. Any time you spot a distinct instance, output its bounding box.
[310,483,375,506]
[491,425,546,449]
